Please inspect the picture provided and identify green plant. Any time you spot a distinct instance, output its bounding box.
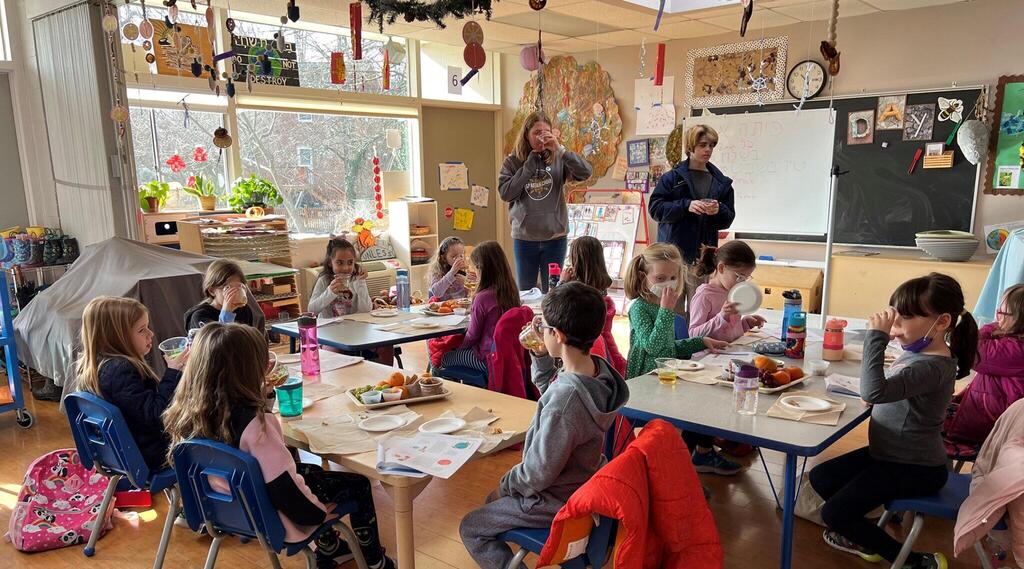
[138,180,172,210]
[182,174,218,198]
[229,174,283,212]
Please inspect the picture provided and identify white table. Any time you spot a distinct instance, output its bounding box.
[621,340,871,569]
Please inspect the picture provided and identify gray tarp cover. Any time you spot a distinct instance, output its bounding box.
[13,237,265,400]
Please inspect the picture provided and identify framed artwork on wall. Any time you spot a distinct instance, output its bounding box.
[627,139,651,167]
[985,75,1024,195]
[684,36,788,108]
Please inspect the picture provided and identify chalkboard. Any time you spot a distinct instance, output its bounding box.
[704,87,982,247]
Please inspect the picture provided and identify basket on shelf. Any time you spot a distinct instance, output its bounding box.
[410,225,431,236]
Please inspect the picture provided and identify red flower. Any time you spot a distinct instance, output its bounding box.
[187,175,196,188]
[166,154,187,173]
[193,146,208,163]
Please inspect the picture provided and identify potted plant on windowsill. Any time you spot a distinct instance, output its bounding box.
[138,180,171,213]
[183,174,219,211]
[229,174,283,214]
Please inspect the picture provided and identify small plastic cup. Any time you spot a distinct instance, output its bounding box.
[519,317,544,351]
[360,390,383,405]
[382,389,403,402]
[274,377,304,419]
[808,360,830,376]
[158,337,188,358]
[657,368,677,385]
[655,357,677,370]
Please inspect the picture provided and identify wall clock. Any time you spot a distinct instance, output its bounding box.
[786,60,826,100]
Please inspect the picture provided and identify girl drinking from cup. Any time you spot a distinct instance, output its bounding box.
[184,259,254,329]
[308,237,371,318]
[688,240,766,343]
[77,296,187,470]
[162,323,396,569]
[428,236,470,301]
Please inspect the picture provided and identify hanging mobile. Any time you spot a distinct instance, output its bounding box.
[739,0,753,37]
[287,0,300,22]
[213,127,233,149]
[529,0,546,10]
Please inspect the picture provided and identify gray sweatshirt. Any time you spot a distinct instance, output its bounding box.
[499,354,629,506]
[498,150,593,241]
[861,329,957,467]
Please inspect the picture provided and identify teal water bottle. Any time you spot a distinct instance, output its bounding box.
[781,290,802,341]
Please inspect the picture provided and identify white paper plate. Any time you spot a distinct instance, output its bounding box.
[672,360,706,371]
[779,395,831,413]
[412,321,440,329]
[358,415,406,432]
[418,417,466,434]
[727,281,763,314]
[372,309,400,317]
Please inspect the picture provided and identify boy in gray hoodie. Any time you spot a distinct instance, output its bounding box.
[460,282,629,569]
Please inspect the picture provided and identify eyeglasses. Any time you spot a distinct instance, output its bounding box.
[732,270,752,282]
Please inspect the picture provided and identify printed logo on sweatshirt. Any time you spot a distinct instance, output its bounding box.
[525,169,554,201]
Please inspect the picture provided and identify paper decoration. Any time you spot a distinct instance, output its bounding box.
[386,129,402,149]
[685,37,788,108]
[637,105,676,136]
[448,65,462,95]
[997,166,1021,189]
[382,48,391,90]
[438,162,469,191]
[984,220,1024,253]
[385,39,406,64]
[625,170,650,193]
[444,206,454,219]
[654,43,666,86]
[875,95,905,130]
[373,157,384,219]
[151,20,211,76]
[635,77,668,109]
[847,110,874,145]
[627,139,650,167]
[649,137,668,165]
[350,2,363,60]
[470,185,490,208]
[452,208,474,231]
[985,76,1024,195]
[611,156,628,180]
[938,97,964,122]
[330,52,346,84]
[635,76,676,136]
[520,44,544,71]
[902,104,935,141]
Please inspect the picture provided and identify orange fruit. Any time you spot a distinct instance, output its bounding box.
[771,371,792,385]
[754,356,778,373]
[438,306,453,314]
[388,372,406,388]
[784,367,805,381]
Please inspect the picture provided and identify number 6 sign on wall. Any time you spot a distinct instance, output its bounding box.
[448,65,462,95]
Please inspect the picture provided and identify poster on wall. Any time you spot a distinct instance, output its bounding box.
[232,34,300,87]
[635,77,676,136]
[684,36,788,108]
[985,75,1024,195]
[152,20,211,76]
[984,220,1024,253]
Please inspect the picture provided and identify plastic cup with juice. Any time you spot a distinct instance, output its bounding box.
[158,337,188,358]
[657,368,678,385]
[274,377,304,419]
[519,317,544,351]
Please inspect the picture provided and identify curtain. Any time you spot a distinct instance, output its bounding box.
[33,3,116,246]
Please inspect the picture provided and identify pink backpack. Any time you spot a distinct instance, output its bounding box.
[6,449,114,552]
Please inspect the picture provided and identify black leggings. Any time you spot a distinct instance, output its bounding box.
[809,447,948,562]
[296,464,385,566]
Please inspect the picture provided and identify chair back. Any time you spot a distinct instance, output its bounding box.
[64,391,150,488]
[583,516,617,568]
[172,439,285,549]
[674,314,689,339]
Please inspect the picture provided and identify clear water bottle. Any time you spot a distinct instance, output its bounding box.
[547,263,561,292]
[733,363,759,415]
[297,313,320,378]
[781,290,803,341]
[395,268,411,311]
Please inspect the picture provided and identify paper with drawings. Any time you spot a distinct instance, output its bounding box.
[438,162,469,190]
[634,77,674,109]
[470,185,490,207]
[635,76,676,136]
[376,433,483,478]
[637,105,676,135]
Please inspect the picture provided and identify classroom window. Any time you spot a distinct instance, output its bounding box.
[129,105,230,210]
[0,0,12,61]
[236,109,414,233]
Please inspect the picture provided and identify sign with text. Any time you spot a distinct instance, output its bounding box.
[231,35,300,87]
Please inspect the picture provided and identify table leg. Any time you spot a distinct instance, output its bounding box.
[779,453,798,569]
[289,336,297,354]
[382,479,432,569]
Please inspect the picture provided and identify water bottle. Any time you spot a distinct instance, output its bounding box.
[785,311,808,359]
[734,363,759,415]
[547,263,561,292]
[297,313,320,378]
[822,318,848,362]
[396,268,411,311]
[781,290,803,341]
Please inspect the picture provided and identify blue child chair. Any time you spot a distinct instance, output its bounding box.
[498,516,617,569]
[63,392,179,567]
[876,472,971,569]
[675,315,689,340]
[171,439,369,569]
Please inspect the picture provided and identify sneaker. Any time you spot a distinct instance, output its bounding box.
[822,530,882,563]
[715,439,756,457]
[691,449,743,476]
[906,552,948,569]
[315,527,354,568]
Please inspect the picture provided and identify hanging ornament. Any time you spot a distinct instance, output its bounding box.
[213,127,233,149]
[102,14,118,33]
[444,206,454,219]
[146,52,156,64]
[819,0,840,76]
[110,104,130,124]
[280,15,288,25]
[385,38,406,65]
[350,2,363,60]
[191,0,197,8]
[139,18,155,40]
[461,42,485,85]
[225,78,236,98]
[529,0,546,10]
[122,22,140,42]
[275,31,286,52]
[190,58,202,77]
[957,89,990,165]
[168,4,179,23]
[162,0,177,6]
[287,0,300,22]
[226,18,236,33]
[654,42,666,86]
[739,0,753,38]
[462,21,483,45]
[205,6,215,28]
[246,64,255,92]
[520,44,544,72]
[164,15,173,28]
[143,39,152,51]
[258,52,273,75]
[330,52,346,84]
[382,48,391,90]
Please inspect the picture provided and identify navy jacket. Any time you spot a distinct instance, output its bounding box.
[648,159,736,263]
[97,357,182,470]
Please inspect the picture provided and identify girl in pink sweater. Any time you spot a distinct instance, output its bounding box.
[163,323,395,569]
[688,240,766,343]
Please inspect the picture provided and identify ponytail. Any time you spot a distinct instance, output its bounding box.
[692,245,718,278]
[624,254,649,300]
[692,240,756,279]
[949,311,979,379]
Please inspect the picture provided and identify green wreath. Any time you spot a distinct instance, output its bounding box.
[366,0,496,31]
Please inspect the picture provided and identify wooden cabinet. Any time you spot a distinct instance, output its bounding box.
[756,265,824,313]
[389,199,439,295]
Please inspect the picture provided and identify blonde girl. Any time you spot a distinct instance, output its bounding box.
[163,323,394,569]
[624,244,739,475]
[428,236,469,301]
[688,240,767,342]
[77,296,187,469]
[184,259,254,329]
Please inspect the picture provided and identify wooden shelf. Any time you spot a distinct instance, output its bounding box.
[254,292,299,303]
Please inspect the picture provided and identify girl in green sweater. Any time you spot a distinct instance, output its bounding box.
[624,243,727,379]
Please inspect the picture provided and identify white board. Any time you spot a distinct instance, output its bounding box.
[695,108,836,235]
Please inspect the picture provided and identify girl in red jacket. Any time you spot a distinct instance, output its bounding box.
[944,284,1024,454]
[562,236,626,376]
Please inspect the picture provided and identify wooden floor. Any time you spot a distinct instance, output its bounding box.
[0,317,983,569]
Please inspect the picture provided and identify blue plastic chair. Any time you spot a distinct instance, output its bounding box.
[675,314,689,340]
[172,439,368,569]
[63,392,178,567]
[498,515,617,569]
[876,472,971,569]
[433,365,488,388]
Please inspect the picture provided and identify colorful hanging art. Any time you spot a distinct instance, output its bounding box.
[350,2,363,60]
[382,49,391,90]
[366,0,495,31]
[684,36,788,108]
[151,20,211,76]
[504,55,622,186]
[331,52,346,84]
[373,157,385,219]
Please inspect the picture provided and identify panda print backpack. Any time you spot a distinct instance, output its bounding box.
[6,449,114,552]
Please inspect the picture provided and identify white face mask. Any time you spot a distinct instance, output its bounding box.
[649,282,674,297]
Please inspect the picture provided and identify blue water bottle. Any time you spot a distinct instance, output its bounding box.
[396,268,411,311]
[781,289,802,341]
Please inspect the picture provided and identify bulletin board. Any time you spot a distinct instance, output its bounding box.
[567,203,642,279]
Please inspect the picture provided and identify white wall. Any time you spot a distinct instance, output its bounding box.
[0,72,29,229]
[500,0,1024,260]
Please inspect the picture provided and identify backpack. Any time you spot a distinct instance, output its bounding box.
[6,449,114,552]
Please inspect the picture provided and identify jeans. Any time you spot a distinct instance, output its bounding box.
[513,237,568,292]
[809,447,948,562]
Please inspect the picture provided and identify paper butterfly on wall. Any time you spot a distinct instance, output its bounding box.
[351,218,376,249]
[937,97,964,122]
[1000,110,1024,136]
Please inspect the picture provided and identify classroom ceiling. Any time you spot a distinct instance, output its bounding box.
[242,0,972,54]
